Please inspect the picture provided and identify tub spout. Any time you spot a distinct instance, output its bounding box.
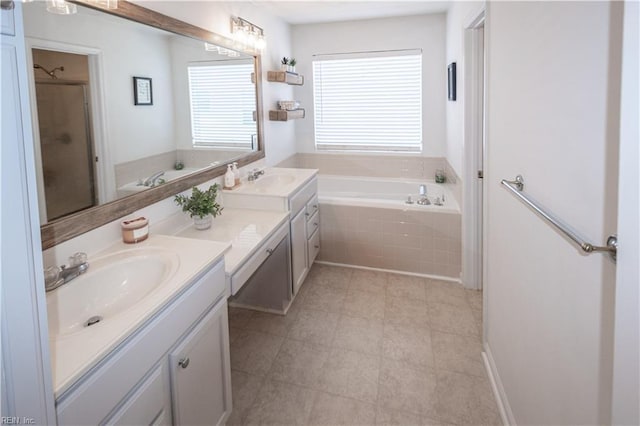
[141,170,165,187]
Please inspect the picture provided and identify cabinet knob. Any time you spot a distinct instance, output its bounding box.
[178,357,190,369]
[305,212,310,217]
[313,222,318,226]
[314,245,319,249]
[312,205,318,209]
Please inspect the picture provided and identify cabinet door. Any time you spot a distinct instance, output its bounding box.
[102,363,170,426]
[290,208,309,295]
[169,299,231,426]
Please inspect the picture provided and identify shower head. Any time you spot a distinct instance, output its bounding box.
[34,64,64,79]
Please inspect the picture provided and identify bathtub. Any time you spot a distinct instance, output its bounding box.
[318,175,459,213]
[316,174,462,280]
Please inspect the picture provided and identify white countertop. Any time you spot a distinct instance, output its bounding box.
[49,235,230,397]
[222,167,318,198]
[172,208,290,275]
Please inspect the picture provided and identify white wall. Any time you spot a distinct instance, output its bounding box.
[484,2,622,424]
[290,14,446,157]
[138,0,297,166]
[445,1,485,178]
[24,3,176,165]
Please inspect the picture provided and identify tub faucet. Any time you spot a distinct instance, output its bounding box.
[417,184,431,205]
[142,170,165,187]
[44,252,89,292]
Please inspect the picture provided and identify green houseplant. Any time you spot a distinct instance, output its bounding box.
[174,184,223,230]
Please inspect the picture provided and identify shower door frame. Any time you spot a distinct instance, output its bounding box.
[25,38,112,223]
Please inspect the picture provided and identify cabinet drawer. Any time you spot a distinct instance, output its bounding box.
[230,221,289,296]
[307,228,320,264]
[306,210,319,237]
[102,363,169,425]
[305,196,318,220]
[289,177,317,215]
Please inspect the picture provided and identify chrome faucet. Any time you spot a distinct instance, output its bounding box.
[44,252,89,292]
[247,168,265,181]
[417,184,431,205]
[141,170,165,187]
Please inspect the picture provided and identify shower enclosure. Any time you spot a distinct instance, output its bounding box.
[35,81,97,221]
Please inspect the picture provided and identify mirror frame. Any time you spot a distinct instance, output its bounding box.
[38,0,265,250]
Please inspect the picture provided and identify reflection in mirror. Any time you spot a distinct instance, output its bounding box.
[23,1,259,225]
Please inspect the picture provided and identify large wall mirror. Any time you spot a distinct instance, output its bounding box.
[22,0,265,249]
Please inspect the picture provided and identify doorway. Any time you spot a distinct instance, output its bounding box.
[462,10,485,291]
[31,49,97,222]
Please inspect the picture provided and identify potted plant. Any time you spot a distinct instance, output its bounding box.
[289,58,297,73]
[174,184,223,230]
[281,57,289,71]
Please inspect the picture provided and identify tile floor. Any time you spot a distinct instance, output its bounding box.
[227,264,501,426]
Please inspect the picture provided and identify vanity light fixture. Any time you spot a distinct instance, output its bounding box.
[46,0,77,15]
[231,16,266,53]
[204,42,241,58]
[45,0,118,15]
[87,0,118,9]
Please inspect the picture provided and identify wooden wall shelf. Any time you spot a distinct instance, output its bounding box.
[267,71,304,86]
[269,109,305,121]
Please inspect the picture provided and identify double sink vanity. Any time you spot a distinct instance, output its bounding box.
[47,168,319,425]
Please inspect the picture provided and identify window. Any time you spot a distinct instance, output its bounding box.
[313,50,422,153]
[188,60,257,149]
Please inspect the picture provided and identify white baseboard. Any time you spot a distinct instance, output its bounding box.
[483,343,516,425]
[313,260,463,284]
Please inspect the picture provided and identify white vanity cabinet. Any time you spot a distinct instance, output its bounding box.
[221,169,320,297]
[289,179,320,295]
[55,260,231,426]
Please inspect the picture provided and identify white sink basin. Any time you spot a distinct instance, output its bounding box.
[247,174,296,192]
[47,248,179,338]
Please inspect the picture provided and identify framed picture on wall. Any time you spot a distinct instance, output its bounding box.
[447,62,457,101]
[133,76,153,105]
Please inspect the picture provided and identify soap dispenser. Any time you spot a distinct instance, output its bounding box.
[224,164,235,189]
[232,162,240,186]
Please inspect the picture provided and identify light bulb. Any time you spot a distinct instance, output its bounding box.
[255,34,266,51]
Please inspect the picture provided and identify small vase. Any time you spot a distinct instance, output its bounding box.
[281,64,288,71]
[193,215,212,230]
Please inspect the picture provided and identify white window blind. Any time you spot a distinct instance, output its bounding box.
[188,61,257,149]
[313,51,422,153]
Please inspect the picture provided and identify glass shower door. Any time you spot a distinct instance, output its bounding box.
[35,82,96,221]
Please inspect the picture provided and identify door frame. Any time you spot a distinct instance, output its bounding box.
[25,38,113,218]
[462,6,486,291]
[611,0,639,423]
